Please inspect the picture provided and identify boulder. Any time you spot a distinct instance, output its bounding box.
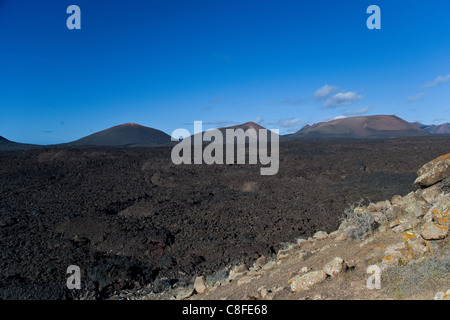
[434,289,450,300]
[323,257,345,277]
[277,247,293,261]
[173,287,195,300]
[194,276,207,294]
[432,210,450,227]
[414,154,450,187]
[260,288,268,299]
[429,195,450,227]
[228,264,248,280]
[290,270,327,292]
[381,242,405,266]
[296,238,312,249]
[391,195,403,206]
[300,266,310,273]
[390,218,406,229]
[335,232,347,241]
[313,231,328,241]
[386,205,402,219]
[329,230,340,238]
[392,217,420,234]
[417,184,442,204]
[402,202,428,218]
[402,192,416,204]
[254,255,267,270]
[261,261,277,271]
[401,232,428,259]
[237,275,257,286]
[420,222,448,240]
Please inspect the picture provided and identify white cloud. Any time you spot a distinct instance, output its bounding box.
[278,118,302,128]
[323,91,362,108]
[342,106,373,116]
[314,84,340,100]
[333,115,347,120]
[422,74,450,88]
[254,116,263,124]
[407,93,426,103]
[256,117,303,129]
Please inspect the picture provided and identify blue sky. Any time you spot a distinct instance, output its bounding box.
[0,0,449,144]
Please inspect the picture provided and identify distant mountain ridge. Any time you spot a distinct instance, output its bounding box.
[0,116,448,151]
[411,122,450,134]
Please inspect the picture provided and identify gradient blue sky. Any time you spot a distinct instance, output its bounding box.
[1,0,449,144]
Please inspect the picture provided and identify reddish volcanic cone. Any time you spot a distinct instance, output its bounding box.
[219,121,266,132]
[289,115,430,139]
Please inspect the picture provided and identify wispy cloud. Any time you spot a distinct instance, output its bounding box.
[422,74,450,88]
[407,93,426,103]
[314,84,340,100]
[277,117,303,128]
[323,91,362,108]
[342,106,373,116]
[432,118,446,124]
[210,95,224,104]
[203,95,224,110]
[254,116,263,124]
[256,117,303,129]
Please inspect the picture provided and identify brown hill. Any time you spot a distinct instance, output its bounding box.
[287,115,429,140]
[68,123,172,147]
[219,121,266,132]
[189,121,276,144]
[218,122,272,141]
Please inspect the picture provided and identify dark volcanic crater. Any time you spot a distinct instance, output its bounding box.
[1,136,449,299]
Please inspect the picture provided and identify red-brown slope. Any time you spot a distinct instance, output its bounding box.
[290,115,429,139]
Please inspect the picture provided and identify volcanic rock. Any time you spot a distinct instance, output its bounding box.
[414,154,450,187]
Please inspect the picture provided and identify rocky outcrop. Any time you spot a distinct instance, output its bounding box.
[414,153,450,187]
